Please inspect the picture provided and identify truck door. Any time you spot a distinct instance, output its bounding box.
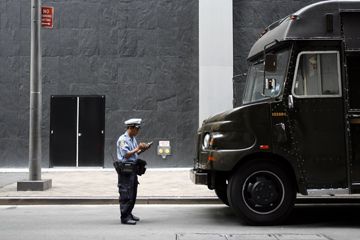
[347,54,360,190]
[342,12,360,192]
[288,51,347,189]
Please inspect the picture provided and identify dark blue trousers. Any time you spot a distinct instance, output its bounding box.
[118,172,138,221]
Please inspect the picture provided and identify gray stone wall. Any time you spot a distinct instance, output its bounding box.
[233,0,321,106]
[0,0,198,168]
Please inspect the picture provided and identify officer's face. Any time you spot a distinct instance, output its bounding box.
[128,126,140,137]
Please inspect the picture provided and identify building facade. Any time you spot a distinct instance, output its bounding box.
[0,0,321,168]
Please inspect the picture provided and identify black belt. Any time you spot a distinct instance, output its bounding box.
[113,159,147,175]
[113,161,136,174]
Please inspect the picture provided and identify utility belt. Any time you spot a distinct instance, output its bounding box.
[113,161,136,174]
[113,159,147,176]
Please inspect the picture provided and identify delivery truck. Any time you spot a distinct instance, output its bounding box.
[191,0,360,225]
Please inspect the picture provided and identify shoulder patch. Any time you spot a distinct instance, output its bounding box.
[119,140,126,148]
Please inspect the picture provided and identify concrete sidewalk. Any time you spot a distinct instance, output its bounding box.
[0,168,218,204]
[2,168,360,205]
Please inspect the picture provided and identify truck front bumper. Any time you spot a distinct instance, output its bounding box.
[190,169,208,185]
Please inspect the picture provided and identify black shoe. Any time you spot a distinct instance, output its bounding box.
[121,219,137,225]
[131,214,140,221]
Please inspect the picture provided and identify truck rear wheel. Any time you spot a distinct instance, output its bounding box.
[227,160,295,225]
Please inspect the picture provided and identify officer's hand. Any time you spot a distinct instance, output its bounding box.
[138,143,147,150]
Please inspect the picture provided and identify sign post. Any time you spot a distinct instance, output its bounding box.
[17,0,52,191]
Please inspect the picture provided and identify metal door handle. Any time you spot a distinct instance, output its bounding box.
[288,95,294,109]
[276,123,285,131]
[78,133,82,137]
[51,130,54,134]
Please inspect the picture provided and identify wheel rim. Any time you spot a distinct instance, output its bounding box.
[241,170,285,215]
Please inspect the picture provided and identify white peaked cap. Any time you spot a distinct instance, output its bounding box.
[124,118,142,126]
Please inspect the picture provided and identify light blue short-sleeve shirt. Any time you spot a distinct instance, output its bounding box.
[116,131,138,162]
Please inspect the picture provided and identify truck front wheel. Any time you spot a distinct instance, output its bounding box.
[227,160,295,225]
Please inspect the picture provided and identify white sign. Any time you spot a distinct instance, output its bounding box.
[159,140,170,147]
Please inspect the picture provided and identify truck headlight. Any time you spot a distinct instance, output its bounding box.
[202,133,211,150]
[202,132,224,150]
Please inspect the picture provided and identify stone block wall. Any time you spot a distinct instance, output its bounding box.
[0,0,198,167]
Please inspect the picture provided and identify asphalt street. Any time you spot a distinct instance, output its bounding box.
[1,204,360,240]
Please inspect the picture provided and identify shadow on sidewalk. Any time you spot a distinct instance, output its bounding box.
[0,173,27,188]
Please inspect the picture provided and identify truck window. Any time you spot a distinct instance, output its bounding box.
[243,62,265,104]
[264,49,290,97]
[293,51,341,97]
[243,48,290,105]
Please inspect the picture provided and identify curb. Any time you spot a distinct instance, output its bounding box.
[0,197,222,205]
[1,196,360,206]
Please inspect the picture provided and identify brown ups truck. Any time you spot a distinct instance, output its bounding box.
[191,0,360,225]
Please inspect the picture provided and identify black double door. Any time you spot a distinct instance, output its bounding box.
[50,96,105,167]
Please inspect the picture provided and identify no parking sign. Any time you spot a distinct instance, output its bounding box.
[41,6,54,29]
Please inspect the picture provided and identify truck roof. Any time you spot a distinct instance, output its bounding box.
[248,0,360,60]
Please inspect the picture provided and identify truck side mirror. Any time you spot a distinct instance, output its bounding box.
[265,54,277,72]
[233,73,247,83]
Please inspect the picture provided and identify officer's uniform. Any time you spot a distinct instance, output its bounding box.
[116,118,141,224]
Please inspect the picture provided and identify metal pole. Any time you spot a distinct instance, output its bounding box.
[29,0,42,181]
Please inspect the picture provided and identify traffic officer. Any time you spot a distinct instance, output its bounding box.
[116,118,150,225]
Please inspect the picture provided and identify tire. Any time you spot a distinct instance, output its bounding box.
[227,160,296,225]
[215,178,229,206]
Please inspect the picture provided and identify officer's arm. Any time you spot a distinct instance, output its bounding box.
[119,140,140,159]
[120,142,147,159]
[124,147,140,159]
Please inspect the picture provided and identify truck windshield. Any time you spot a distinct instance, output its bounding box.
[243,48,290,105]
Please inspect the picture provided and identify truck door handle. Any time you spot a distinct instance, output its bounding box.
[288,95,294,109]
